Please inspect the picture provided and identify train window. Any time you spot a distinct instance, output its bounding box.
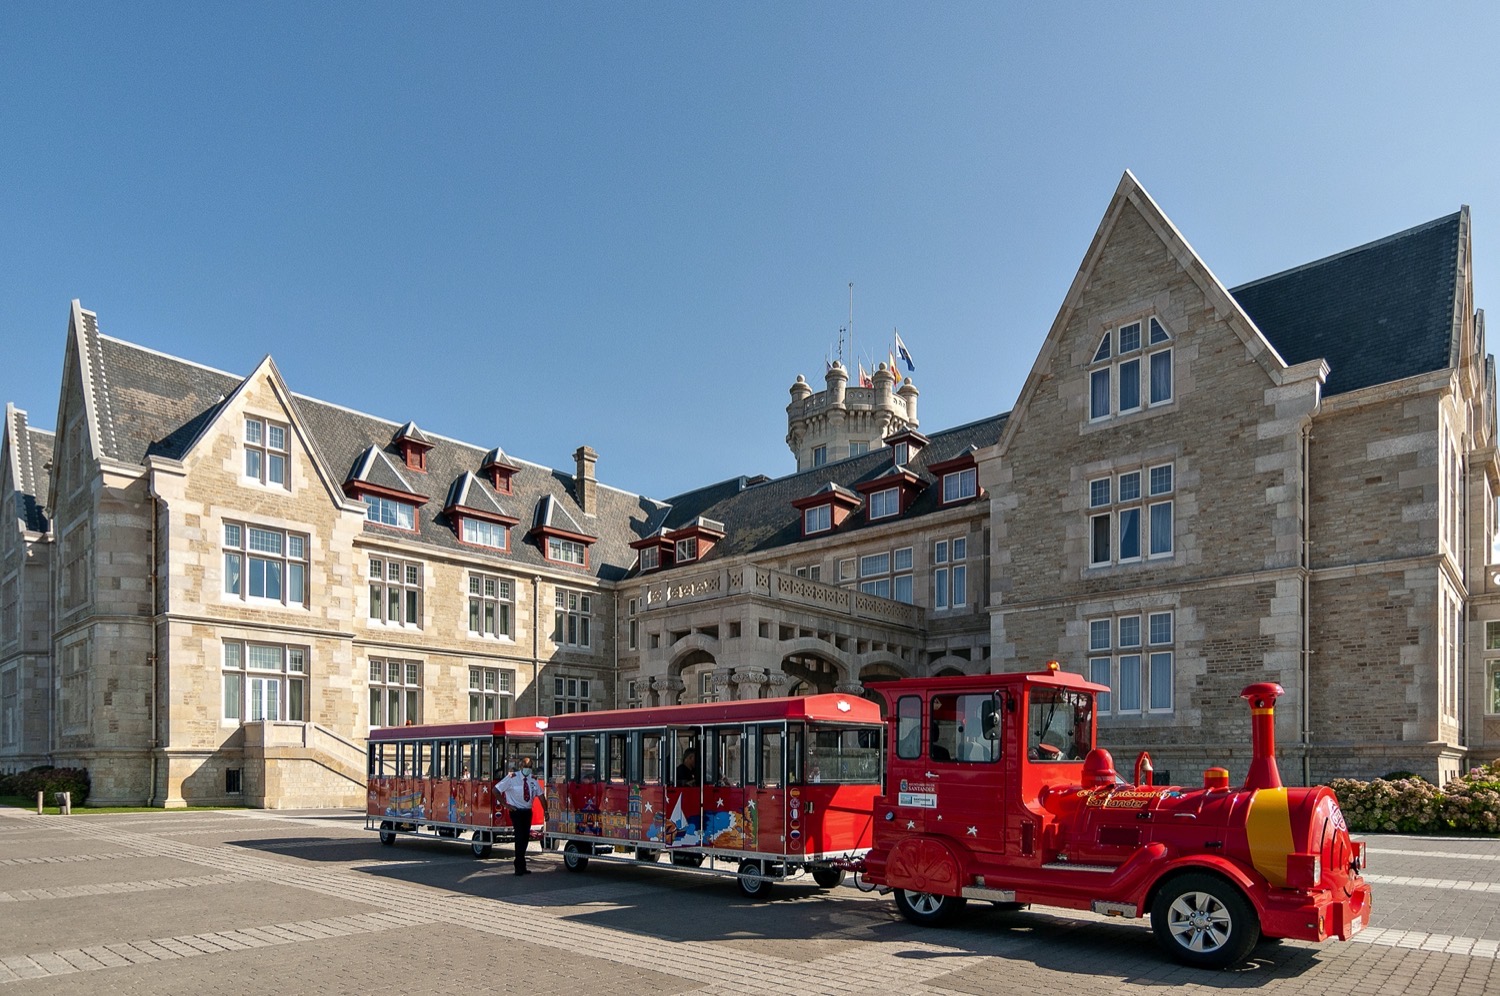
[547,735,568,781]
[895,696,921,759]
[416,741,433,778]
[806,726,881,783]
[930,694,1000,763]
[607,733,628,782]
[759,726,785,788]
[713,728,743,787]
[641,732,663,785]
[672,731,699,786]
[476,739,493,780]
[1029,689,1093,761]
[578,734,600,782]
[396,742,409,777]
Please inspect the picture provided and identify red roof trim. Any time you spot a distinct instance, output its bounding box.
[447,504,520,527]
[926,452,978,475]
[346,481,430,506]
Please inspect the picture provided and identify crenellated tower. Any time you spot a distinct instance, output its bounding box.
[786,361,919,471]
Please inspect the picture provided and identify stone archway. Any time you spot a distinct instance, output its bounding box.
[857,653,911,712]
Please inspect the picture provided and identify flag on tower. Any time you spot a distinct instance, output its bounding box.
[858,363,873,388]
[894,330,916,372]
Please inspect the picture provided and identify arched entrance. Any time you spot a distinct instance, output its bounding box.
[781,651,843,697]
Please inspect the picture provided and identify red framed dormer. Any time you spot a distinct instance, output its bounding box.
[530,495,596,569]
[928,449,982,507]
[665,516,726,566]
[790,483,862,538]
[480,447,520,495]
[348,481,428,532]
[631,529,675,573]
[394,422,433,474]
[883,427,930,467]
[854,465,925,522]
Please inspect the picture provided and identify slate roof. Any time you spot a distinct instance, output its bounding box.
[648,413,1008,568]
[91,334,664,582]
[4,406,53,534]
[1230,211,1463,397]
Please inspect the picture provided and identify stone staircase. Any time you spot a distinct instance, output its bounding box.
[241,721,367,809]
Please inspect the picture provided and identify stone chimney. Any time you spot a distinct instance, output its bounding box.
[573,445,598,515]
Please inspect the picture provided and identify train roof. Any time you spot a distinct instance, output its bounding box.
[368,716,551,741]
[543,693,883,732]
[869,667,1110,698]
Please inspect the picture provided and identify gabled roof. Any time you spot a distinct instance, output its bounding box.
[394,421,433,446]
[347,445,425,499]
[1230,211,1465,397]
[444,471,517,522]
[531,494,594,541]
[480,447,520,471]
[5,404,53,534]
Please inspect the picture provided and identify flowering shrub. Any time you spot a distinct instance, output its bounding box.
[1331,760,1500,834]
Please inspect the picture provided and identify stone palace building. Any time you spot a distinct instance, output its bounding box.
[4,173,1497,806]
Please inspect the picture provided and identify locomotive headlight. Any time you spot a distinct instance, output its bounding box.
[1287,853,1322,890]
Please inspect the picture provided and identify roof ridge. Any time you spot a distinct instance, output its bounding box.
[1230,210,1463,293]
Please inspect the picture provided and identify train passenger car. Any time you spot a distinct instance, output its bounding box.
[858,664,1372,968]
[367,717,548,856]
[542,694,883,896]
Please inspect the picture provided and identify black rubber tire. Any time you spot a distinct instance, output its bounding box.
[893,888,968,926]
[811,866,846,889]
[737,860,773,899]
[471,831,492,859]
[1150,872,1260,969]
[378,821,396,846]
[437,826,457,838]
[670,852,705,868]
[562,840,589,872]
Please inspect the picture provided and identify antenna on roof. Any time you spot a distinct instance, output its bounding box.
[848,282,855,374]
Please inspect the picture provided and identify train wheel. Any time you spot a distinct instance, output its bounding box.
[471,831,492,859]
[562,841,590,872]
[378,821,396,846]
[893,888,967,926]
[1151,873,1259,969]
[736,860,773,899]
[811,866,846,889]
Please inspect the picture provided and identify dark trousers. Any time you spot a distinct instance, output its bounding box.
[508,807,533,869]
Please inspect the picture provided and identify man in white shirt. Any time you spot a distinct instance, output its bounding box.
[495,757,545,875]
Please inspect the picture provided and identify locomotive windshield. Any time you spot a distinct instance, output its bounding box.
[1028,689,1093,761]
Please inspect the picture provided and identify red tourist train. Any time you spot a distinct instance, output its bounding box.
[540,693,883,894]
[366,716,548,856]
[364,665,1372,968]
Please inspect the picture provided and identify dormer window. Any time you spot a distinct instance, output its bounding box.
[460,518,509,551]
[675,537,698,562]
[792,484,861,538]
[245,416,289,488]
[481,448,520,495]
[393,422,433,473]
[364,494,416,530]
[893,442,909,465]
[803,505,831,534]
[869,487,900,520]
[640,547,659,571]
[548,537,587,565]
[942,468,977,504]
[491,469,513,494]
[1089,316,1174,421]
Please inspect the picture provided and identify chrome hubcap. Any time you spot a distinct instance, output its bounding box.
[1167,891,1232,952]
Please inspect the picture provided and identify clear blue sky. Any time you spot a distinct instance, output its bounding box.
[3,5,1496,499]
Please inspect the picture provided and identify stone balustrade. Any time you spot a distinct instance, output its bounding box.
[640,564,923,630]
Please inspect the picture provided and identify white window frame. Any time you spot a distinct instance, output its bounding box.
[856,547,913,603]
[223,641,307,724]
[363,494,416,530]
[794,564,823,582]
[892,441,910,465]
[368,556,424,629]
[942,467,977,504]
[1088,316,1174,423]
[812,445,827,467]
[467,572,513,639]
[804,504,831,534]
[1089,610,1174,717]
[639,546,659,571]
[1089,462,1174,567]
[244,416,290,489]
[469,666,513,721]
[554,588,593,650]
[548,537,587,566]
[224,522,309,608]
[675,537,698,563]
[869,487,900,520]
[933,537,967,611]
[369,658,421,729]
[460,517,509,551]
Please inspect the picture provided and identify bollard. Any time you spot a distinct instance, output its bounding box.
[62,791,72,816]
[36,791,43,815]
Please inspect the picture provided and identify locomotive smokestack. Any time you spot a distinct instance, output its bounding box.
[1240,682,1285,790]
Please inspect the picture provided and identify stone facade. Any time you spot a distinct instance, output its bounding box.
[3,175,1497,805]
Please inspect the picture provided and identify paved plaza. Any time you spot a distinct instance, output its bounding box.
[0,806,1496,994]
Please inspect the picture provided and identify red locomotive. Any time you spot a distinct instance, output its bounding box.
[860,663,1371,968]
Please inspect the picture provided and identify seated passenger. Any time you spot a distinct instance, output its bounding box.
[675,747,699,786]
[930,743,952,762]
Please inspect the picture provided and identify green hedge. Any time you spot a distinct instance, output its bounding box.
[1331,760,1500,834]
[0,767,91,806]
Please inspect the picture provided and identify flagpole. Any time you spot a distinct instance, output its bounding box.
[848,282,854,376]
